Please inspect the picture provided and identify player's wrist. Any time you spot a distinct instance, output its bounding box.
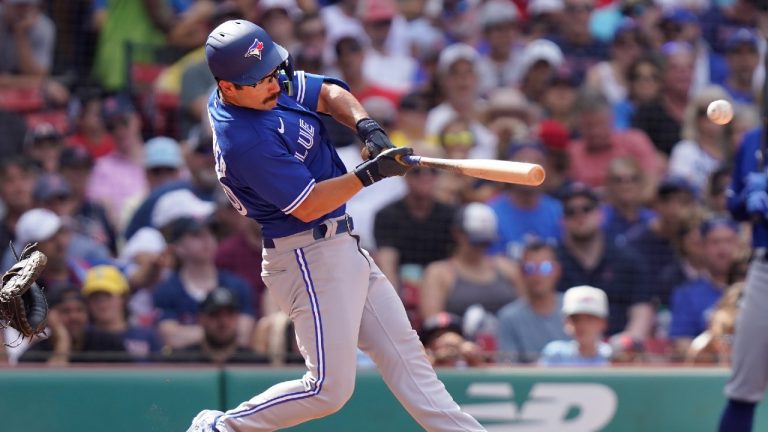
[353,160,384,187]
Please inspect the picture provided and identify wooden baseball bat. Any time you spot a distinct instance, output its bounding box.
[402,155,546,186]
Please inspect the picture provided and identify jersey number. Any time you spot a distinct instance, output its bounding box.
[210,114,248,216]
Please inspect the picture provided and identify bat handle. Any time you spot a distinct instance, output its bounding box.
[401,155,422,166]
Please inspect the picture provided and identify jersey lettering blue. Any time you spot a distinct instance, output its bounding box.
[207,71,350,238]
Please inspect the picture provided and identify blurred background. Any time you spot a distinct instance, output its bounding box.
[0,0,767,430]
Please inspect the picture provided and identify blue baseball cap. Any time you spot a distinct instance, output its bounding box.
[144,136,183,169]
[726,28,759,52]
[205,20,289,85]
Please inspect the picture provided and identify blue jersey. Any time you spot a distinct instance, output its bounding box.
[728,128,768,248]
[207,71,350,239]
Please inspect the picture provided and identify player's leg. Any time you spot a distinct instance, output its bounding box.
[720,260,768,432]
[357,253,486,432]
[211,236,370,431]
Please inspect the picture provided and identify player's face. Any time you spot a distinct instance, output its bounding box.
[219,69,282,111]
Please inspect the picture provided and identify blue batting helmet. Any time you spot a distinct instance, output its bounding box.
[205,20,289,85]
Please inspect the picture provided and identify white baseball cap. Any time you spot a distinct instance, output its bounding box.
[15,208,62,245]
[562,285,609,318]
[151,189,215,229]
[456,202,498,244]
[479,0,519,28]
[437,43,478,75]
[528,0,564,15]
[519,39,564,75]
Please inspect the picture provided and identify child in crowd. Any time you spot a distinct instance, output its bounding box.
[539,285,613,366]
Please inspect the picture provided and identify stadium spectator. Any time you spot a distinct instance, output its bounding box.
[66,88,115,159]
[388,91,437,154]
[701,0,762,55]
[526,0,565,40]
[420,203,521,321]
[152,207,255,349]
[19,286,127,364]
[373,163,456,289]
[488,143,562,259]
[602,156,655,247]
[87,94,148,227]
[0,109,28,161]
[482,87,533,159]
[123,129,218,241]
[517,39,565,107]
[496,240,568,363]
[215,218,269,320]
[0,156,35,251]
[258,0,300,51]
[294,12,331,72]
[626,176,700,308]
[359,0,417,93]
[548,0,608,81]
[426,43,498,159]
[25,123,64,174]
[6,208,92,295]
[631,41,695,156]
[475,0,522,95]
[0,0,55,87]
[720,28,761,105]
[670,218,740,355]
[420,312,486,367]
[535,119,573,197]
[539,285,613,366]
[584,19,646,106]
[118,226,170,328]
[568,90,662,192]
[613,55,663,130]
[167,287,268,364]
[706,167,733,218]
[82,265,162,362]
[556,182,653,338]
[669,85,733,193]
[334,34,400,107]
[58,147,117,254]
[540,68,579,133]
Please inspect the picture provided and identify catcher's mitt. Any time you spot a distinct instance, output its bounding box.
[0,242,48,339]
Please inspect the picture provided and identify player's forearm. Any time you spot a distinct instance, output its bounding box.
[291,173,363,222]
[316,83,368,130]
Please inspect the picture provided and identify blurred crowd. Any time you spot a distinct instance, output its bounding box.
[0,0,766,367]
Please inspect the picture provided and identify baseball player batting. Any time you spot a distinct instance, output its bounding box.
[186,20,486,432]
[718,29,768,432]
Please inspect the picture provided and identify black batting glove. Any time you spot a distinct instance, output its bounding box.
[356,118,395,160]
[354,147,414,187]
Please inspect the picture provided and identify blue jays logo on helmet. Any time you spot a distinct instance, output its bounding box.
[245,38,264,59]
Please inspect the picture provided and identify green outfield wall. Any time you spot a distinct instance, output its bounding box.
[1,367,767,432]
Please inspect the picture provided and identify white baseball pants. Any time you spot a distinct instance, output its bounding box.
[214,228,485,432]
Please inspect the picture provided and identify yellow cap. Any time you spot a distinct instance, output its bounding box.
[82,265,129,296]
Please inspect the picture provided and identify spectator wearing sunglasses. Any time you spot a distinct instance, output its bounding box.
[602,155,655,247]
[557,182,653,339]
[496,240,568,363]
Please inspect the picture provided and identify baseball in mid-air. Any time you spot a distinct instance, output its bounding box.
[707,99,734,125]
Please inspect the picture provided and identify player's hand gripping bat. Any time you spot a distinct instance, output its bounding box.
[401,155,546,186]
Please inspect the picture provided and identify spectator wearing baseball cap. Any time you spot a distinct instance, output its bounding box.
[547,0,609,83]
[25,123,64,174]
[83,265,163,362]
[475,0,522,95]
[167,287,268,364]
[535,119,573,197]
[527,0,564,39]
[358,0,417,94]
[426,43,498,160]
[58,146,118,255]
[19,285,128,364]
[151,196,255,350]
[722,28,760,105]
[516,39,564,105]
[420,203,522,322]
[143,136,184,190]
[3,208,88,296]
[539,285,613,366]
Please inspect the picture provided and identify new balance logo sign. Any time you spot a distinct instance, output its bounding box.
[461,382,617,431]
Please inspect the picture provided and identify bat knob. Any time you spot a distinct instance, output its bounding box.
[401,155,421,166]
